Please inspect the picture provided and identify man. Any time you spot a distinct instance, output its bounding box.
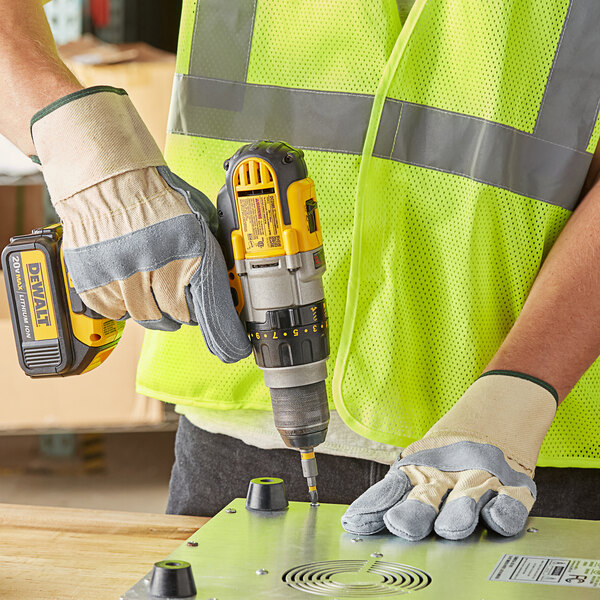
[2,1,598,541]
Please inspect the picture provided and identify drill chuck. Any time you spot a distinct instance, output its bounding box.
[250,300,329,449]
[270,381,329,449]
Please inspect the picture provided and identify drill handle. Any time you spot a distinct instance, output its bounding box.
[216,184,245,316]
[216,184,237,271]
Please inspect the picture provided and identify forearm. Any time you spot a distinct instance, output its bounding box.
[486,171,600,402]
[0,1,82,155]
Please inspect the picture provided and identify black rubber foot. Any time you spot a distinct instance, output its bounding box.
[245,476,289,511]
[149,559,196,598]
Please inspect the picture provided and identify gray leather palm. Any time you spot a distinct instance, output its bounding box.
[341,441,534,542]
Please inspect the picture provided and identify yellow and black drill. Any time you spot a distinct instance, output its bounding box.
[216,141,330,504]
[2,140,330,503]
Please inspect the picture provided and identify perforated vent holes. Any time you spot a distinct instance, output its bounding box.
[339,158,600,465]
[247,0,401,95]
[388,0,569,131]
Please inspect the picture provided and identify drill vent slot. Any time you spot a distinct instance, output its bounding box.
[236,159,275,191]
[282,560,432,596]
[236,187,275,197]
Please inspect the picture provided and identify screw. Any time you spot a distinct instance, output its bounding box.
[351,538,363,543]
[225,508,237,514]
[283,153,294,164]
[370,552,383,558]
[527,527,538,533]
[223,160,230,170]
[256,568,269,575]
[187,541,198,547]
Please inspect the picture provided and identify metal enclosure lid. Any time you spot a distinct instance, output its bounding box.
[122,498,600,600]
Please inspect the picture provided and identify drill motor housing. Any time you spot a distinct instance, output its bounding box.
[217,141,330,450]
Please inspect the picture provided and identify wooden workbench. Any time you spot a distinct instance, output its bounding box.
[0,503,209,600]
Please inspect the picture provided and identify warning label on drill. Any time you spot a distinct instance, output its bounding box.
[238,193,282,251]
[488,554,600,588]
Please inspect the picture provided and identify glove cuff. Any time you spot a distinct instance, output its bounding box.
[31,86,166,205]
[413,371,557,475]
[478,369,559,404]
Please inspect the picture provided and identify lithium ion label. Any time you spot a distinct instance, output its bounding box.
[489,554,600,588]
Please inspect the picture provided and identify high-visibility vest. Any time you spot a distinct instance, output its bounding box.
[137,0,600,468]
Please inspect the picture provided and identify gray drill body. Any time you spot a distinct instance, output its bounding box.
[237,246,330,450]
[216,141,330,502]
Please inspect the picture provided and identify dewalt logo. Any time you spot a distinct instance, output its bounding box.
[22,250,57,341]
[27,262,52,327]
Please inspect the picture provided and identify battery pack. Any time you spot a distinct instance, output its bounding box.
[1,225,124,377]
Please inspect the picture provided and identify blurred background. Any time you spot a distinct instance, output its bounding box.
[0,0,185,513]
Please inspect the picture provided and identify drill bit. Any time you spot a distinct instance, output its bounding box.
[300,449,319,504]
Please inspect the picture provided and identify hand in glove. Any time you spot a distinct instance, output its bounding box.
[341,371,557,541]
[31,86,251,363]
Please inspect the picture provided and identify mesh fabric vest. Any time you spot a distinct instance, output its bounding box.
[136,0,600,468]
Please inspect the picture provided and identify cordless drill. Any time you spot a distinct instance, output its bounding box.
[2,141,330,503]
[217,141,330,504]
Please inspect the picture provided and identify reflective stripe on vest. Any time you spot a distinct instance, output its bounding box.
[170,77,592,210]
[169,0,600,211]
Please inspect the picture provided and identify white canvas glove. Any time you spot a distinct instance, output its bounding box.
[342,371,557,540]
[31,86,251,363]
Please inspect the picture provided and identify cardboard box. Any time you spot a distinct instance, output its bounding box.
[0,271,163,431]
[59,35,176,151]
[0,185,47,253]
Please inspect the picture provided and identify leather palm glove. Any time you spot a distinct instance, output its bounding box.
[341,371,557,541]
[31,86,251,363]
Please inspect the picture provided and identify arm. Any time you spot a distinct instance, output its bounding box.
[0,1,82,155]
[486,144,600,402]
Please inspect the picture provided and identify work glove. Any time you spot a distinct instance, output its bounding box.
[30,86,251,363]
[341,371,557,541]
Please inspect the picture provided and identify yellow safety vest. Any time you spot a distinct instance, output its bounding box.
[137,0,600,468]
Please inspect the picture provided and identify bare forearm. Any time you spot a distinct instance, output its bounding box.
[487,173,600,402]
[0,1,82,155]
